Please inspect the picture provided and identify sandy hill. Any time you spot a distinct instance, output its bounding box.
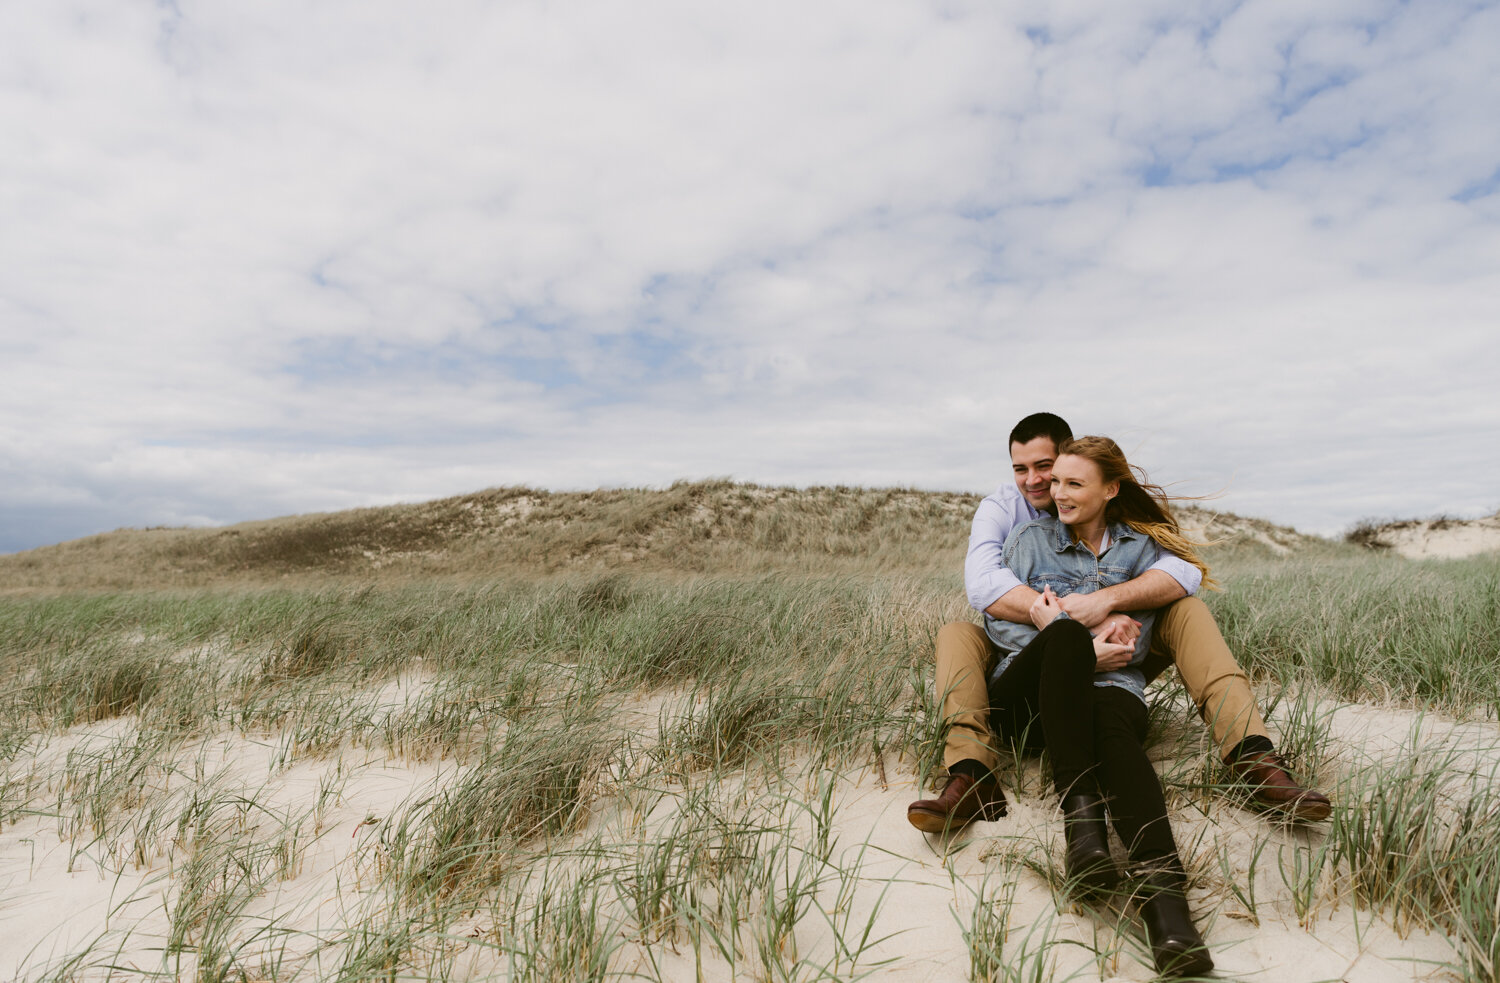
[1,482,1333,591]
[1348,510,1500,559]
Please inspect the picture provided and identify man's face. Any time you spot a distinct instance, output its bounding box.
[1010,436,1058,511]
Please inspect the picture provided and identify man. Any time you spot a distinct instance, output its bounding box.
[907,412,1330,832]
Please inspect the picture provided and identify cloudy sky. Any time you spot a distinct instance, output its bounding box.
[2,0,1498,554]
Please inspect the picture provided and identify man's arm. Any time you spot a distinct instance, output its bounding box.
[1056,569,1187,627]
[992,585,1148,648]
[984,583,1041,623]
[964,486,1198,630]
[964,487,1039,623]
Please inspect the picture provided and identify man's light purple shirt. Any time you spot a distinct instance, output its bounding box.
[964,483,1202,614]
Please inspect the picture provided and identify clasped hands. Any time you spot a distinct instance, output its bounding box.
[1029,585,1138,672]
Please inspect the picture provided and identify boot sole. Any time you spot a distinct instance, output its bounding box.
[907,805,976,833]
[908,803,1006,832]
[1255,794,1332,822]
[1154,941,1214,978]
[1285,796,1332,822]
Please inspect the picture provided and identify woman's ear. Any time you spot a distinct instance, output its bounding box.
[1104,480,1120,501]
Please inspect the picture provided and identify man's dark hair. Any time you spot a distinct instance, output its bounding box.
[1008,412,1073,450]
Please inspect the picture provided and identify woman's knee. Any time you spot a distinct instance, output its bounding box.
[1094,688,1149,742]
[1040,618,1095,671]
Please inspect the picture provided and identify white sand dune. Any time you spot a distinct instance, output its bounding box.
[4,687,1485,982]
[1361,512,1500,560]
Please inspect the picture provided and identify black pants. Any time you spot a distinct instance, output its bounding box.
[989,618,1178,866]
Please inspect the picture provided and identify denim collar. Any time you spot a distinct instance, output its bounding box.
[1050,516,1140,554]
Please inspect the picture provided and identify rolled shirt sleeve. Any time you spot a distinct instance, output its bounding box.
[1149,551,1202,597]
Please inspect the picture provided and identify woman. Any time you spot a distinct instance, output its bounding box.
[985,435,1214,978]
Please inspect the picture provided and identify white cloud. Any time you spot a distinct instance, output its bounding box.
[2,0,1498,553]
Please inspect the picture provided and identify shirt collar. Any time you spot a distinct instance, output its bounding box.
[1052,517,1139,553]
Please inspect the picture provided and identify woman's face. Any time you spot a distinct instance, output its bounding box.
[1050,454,1118,527]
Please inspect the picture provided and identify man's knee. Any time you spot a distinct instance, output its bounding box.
[1157,596,1232,667]
[1159,595,1212,638]
[936,621,992,664]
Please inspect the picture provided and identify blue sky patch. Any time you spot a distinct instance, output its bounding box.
[1454,166,1500,203]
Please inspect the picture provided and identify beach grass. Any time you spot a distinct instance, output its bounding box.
[2,489,1498,981]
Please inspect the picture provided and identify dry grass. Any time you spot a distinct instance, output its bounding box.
[0,481,1323,593]
[0,482,978,590]
[6,482,1495,981]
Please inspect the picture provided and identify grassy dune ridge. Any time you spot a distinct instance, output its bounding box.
[0,479,1329,591]
[0,482,981,589]
[2,485,1498,981]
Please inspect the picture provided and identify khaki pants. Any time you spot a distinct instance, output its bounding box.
[934,597,1268,771]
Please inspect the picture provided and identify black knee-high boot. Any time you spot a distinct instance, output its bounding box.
[1060,793,1119,894]
[1133,862,1213,977]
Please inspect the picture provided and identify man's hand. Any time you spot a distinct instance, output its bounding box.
[986,584,1041,625]
[1093,613,1141,647]
[1055,589,1116,628]
[1092,619,1134,672]
[1029,585,1064,630]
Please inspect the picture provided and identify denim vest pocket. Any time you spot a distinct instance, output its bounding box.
[1025,574,1091,595]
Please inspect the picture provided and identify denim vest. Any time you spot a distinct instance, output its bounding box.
[984,515,1164,703]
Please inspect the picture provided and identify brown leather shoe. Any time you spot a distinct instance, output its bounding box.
[1231,752,1331,821]
[907,773,1007,833]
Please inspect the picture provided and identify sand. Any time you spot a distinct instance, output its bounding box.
[3,689,1484,982]
[1367,512,1500,560]
[4,521,1491,980]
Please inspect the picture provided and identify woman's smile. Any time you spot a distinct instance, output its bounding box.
[1050,454,1117,531]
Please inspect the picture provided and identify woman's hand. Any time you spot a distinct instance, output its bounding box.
[1091,618,1135,672]
[1096,614,1142,647]
[1029,585,1064,630]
